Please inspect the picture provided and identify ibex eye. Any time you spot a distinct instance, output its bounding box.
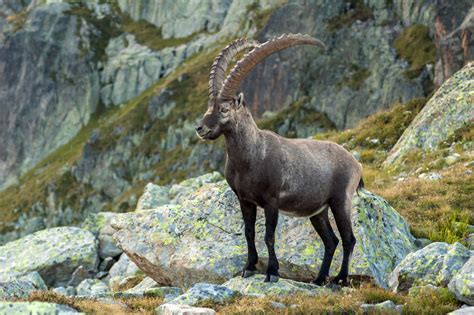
[220,108,229,113]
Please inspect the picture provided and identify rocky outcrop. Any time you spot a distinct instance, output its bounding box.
[157,303,216,315]
[449,256,474,305]
[0,227,98,287]
[384,62,473,165]
[388,242,472,292]
[0,2,100,189]
[241,1,425,129]
[112,174,415,288]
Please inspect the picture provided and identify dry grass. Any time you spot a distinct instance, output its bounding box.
[214,284,459,314]
[24,291,163,315]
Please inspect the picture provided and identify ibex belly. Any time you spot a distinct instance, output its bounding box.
[279,205,328,218]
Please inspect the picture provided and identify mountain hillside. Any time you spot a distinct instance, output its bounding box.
[0,0,472,245]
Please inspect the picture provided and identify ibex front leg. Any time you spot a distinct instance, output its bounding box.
[240,200,258,278]
[264,204,279,282]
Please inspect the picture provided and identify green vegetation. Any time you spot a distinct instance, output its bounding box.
[315,98,473,243]
[394,25,436,79]
[337,64,371,90]
[326,0,374,31]
[257,96,335,137]
[122,17,204,51]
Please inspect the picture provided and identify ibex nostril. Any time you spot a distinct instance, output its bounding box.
[195,126,203,133]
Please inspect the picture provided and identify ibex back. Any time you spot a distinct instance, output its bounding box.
[196,34,363,285]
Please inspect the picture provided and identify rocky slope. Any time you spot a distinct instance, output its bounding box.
[0,0,472,245]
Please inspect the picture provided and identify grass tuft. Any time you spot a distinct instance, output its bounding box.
[394,25,436,79]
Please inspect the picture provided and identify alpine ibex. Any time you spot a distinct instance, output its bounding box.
[196,34,363,285]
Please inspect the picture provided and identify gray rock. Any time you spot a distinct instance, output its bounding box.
[445,154,461,166]
[81,212,118,237]
[99,257,116,272]
[0,2,100,190]
[53,287,68,296]
[146,287,183,301]
[76,279,110,298]
[223,275,329,297]
[0,302,80,314]
[112,179,415,288]
[156,303,216,315]
[449,305,474,314]
[168,283,237,306]
[389,242,471,292]
[448,256,474,305]
[0,227,98,287]
[270,301,286,309]
[418,172,443,180]
[18,272,47,291]
[68,266,95,287]
[360,300,403,314]
[98,235,122,259]
[0,280,37,299]
[114,276,160,298]
[136,183,171,210]
[106,253,140,284]
[385,63,474,165]
[467,234,474,250]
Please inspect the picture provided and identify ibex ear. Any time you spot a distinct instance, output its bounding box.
[235,92,245,108]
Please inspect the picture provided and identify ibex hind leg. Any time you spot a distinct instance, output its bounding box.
[309,207,339,286]
[329,194,356,286]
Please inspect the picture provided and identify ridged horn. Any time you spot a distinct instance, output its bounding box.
[218,33,326,100]
[208,38,259,100]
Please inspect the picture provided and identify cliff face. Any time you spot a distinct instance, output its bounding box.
[0,0,472,243]
[0,2,100,189]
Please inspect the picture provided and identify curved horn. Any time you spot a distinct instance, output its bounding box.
[218,33,327,100]
[208,38,259,99]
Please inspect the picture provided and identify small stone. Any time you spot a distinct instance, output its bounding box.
[156,303,216,315]
[465,170,472,175]
[52,287,67,296]
[99,257,116,272]
[361,300,402,314]
[96,271,108,279]
[464,161,474,168]
[66,286,76,296]
[98,235,122,259]
[290,304,299,309]
[76,279,110,298]
[369,138,380,144]
[351,151,361,161]
[270,301,285,309]
[445,155,460,166]
[448,256,474,305]
[418,172,443,180]
[414,238,432,249]
[169,283,237,306]
[466,233,474,250]
[68,266,94,287]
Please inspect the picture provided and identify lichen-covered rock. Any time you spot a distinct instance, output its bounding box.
[98,235,122,259]
[449,256,474,305]
[156,303,215,315]
[106,253,140,284]
[113,178,415,288]
[385,62,474,165]
[0,302,79,314]
[168,283,237,306]
[76,279,110,298]
[0,227,98,287]
[0,280,37,299]
[449,305,474,314]
[360,300,403,314]
[81,212,118,237]
[145,287,183,300]
[388,242,472,292]
[222,275,328,297]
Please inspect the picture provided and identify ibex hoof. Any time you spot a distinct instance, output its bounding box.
[264,275,279,283]
[242,269,257,278]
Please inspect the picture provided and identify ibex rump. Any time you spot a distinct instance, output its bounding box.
[196,34,363,285]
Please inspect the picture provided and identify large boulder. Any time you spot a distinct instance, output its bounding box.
[384,62,474,165]
[0,227,98,287]
[112,178,416,288]
[449,256,474,305]
[388,242,472,292]
[0,271,47,299]
[0,302,79,314]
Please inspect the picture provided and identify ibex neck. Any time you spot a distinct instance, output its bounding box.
[224,110,261,165]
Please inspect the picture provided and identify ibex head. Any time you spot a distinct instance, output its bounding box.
[196,34,326,140]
